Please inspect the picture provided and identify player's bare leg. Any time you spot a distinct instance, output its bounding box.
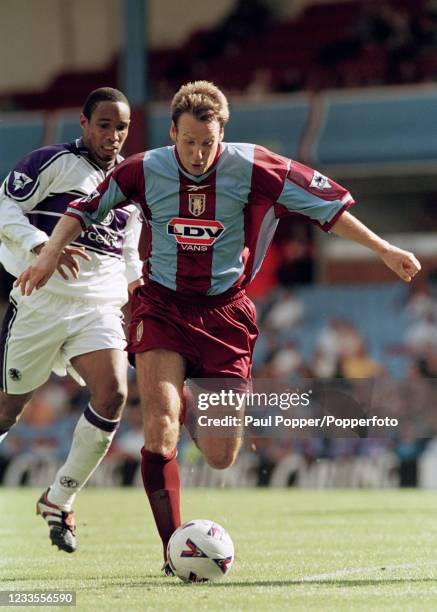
[138,349,184,454]
[183,384,245,469]
[136,349,185,569]
[38,348,128,552]
[195,432,243,470]
[0,391,32,443]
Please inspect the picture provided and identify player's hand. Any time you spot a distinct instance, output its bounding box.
[56,245,91,280]
[379,245,421,282]
[32,242,91,280]
[15,245,91,295]
[15,254,58,296]
[128,278,144,294]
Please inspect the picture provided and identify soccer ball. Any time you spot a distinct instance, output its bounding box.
[167,519,234,582]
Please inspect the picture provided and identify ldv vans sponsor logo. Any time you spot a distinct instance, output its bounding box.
[167,217,225,246]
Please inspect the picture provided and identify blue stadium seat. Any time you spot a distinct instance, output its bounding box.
[288,283,410,377]
[312,89,437,165]
[53,113,81,144]
[0,116,45,182]
[225,97,310,159]
[149,106,172,149]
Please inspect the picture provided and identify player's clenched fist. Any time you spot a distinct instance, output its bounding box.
[379,245,421,283]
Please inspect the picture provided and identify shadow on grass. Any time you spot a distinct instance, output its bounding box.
[3,576,435,590]
[107,576,437,589]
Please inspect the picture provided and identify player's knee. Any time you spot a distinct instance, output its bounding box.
[204,446,239,470]
[0,411,19,430]
[0,392,28,429]
[144,411,180,455]
[90,382,127,420]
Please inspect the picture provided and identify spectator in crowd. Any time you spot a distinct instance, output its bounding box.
[338,339,385,379]
[313,319,364,378]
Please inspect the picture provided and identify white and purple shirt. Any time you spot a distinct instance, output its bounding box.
[66,143,354,296]
[0,139,142,306]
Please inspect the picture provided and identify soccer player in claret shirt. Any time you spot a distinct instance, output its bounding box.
[17,81,421,573]
[0,87,143,554]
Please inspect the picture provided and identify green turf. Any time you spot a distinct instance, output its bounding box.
[1,488,437,611]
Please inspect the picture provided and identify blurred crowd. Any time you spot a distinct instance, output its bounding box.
[313,0,437,90]
[153,0,437,99]
[4,1,437,113]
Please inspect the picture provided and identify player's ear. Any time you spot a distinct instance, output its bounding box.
[219,126,224,142]
[170,121,177,143]
[79,113,88,130]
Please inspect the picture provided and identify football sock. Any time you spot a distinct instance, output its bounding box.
[141,447,181,559]
[0,430,9,445]
[48,404,119,511]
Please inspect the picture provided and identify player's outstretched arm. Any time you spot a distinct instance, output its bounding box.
[331,211,421,282]
[15,215,89,295]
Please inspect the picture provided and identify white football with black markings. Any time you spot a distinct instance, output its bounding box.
[167,519,234,582]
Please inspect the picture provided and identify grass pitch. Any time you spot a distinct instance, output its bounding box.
[1,487,437,611]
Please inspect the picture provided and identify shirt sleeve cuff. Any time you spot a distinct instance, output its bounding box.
[322,197,355,232]
[125,262,143,284]
[65,210,88,231]
[23,231,50,253]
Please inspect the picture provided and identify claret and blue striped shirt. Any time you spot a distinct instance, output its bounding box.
[67,143,354,296]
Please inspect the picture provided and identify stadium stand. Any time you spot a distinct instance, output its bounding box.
[2,86,437,182]
[0,115,45,181]
[52,111,85,144]
[311,88,437,165]
[2,0,437,110]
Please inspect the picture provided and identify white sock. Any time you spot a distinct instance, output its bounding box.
[48,405,119,511]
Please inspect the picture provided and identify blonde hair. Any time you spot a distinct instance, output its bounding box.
[171,81,230,128]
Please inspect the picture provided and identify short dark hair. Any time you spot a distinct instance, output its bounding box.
[82,87,130,119]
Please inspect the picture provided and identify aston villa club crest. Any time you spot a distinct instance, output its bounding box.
[188,194,206,217]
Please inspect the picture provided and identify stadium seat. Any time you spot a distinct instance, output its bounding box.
[225,98,310,159]
[148,105,172,149]
[0,116,45,182]
[53,112,82,144]
[311,88,437,165]
[288,283,410,377]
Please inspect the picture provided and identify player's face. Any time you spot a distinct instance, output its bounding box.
[80,101,130,170]
[171,112,224,176]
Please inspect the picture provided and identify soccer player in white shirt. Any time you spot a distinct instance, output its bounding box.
[0,87,143,553]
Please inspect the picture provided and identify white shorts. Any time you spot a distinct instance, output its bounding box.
[1,288,126,394]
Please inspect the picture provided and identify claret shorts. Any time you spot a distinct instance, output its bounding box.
[127,281,259,379]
